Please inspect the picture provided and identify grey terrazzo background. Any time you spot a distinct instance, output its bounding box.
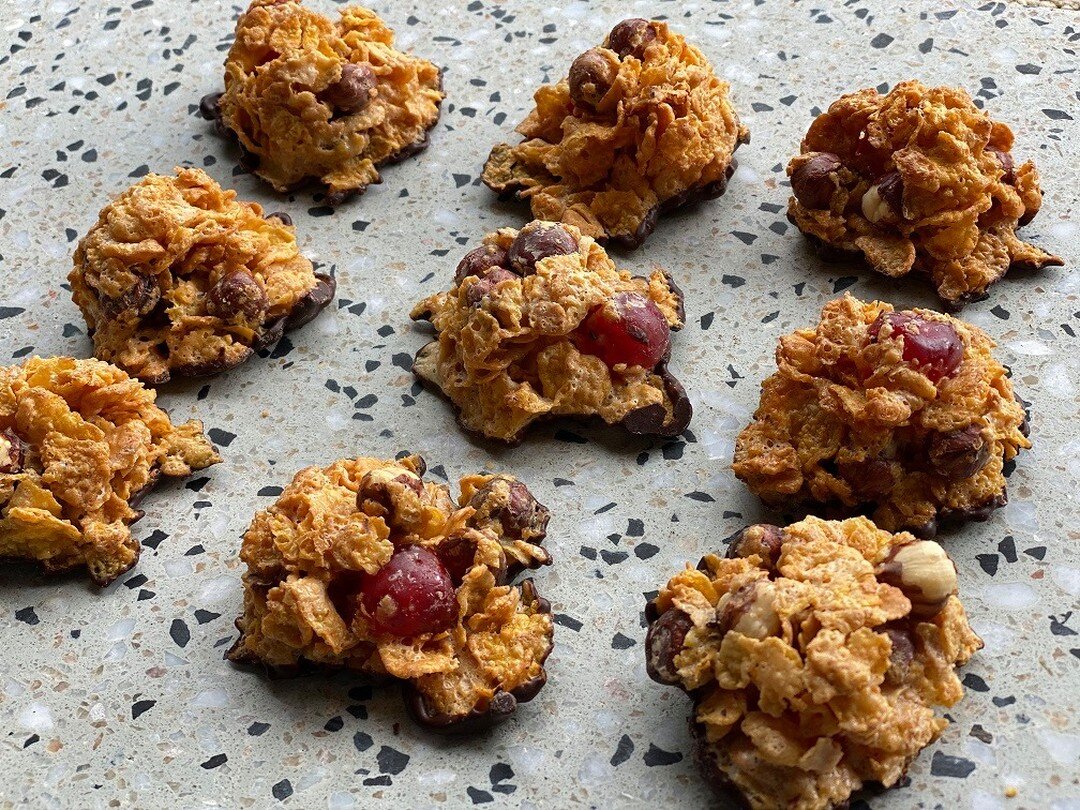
[1,0,1078,807]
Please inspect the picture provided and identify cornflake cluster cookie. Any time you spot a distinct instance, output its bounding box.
[645,516,982,810]
[70,167,334,384]
[202,0,444,202]
[0,357,220,585]
[410,221,691,443]
[733,295,1029,537]
[482,18,748,248]
[227,455,554,732]
[788,81,1062,308]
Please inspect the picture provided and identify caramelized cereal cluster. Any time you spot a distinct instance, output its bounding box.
[787,81,1062,308]
[70,168,334,384]
[733,295,1029,536]
[411,221,691,443]
[482,18,748,248]
[646,517,982,810]
[228,455,554,732]
[0,357,220,585]
[207,0,444,201]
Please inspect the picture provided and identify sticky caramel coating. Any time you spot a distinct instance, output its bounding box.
[647,516,982,810]
[733,295,1029,535]
[787,81,1062,308]
[219,0,443,198]
[410,222,689,443]
[227,456,553,731]
[0,357,220,585]
[482,19,748,247]
[70,167,329,383]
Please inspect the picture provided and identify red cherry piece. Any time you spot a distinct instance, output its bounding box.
[573,292,671,369]
[359,546,457,637]
[870,311,963,382]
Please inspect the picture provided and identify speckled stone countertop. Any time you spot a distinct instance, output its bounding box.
[1,1,1078,808]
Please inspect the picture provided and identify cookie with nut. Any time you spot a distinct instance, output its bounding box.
[482,18,748,248]
[787,80,1062,309]
[410,221,691,443]
[69,167,334,384]
[200,0,444,203]
[227,455,553,732]
[644,516,982,810]
[733,294,1030,537]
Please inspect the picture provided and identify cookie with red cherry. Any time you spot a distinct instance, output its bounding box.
[227,455,553,732]
[410,221,691,443]
[733,294,1029,536]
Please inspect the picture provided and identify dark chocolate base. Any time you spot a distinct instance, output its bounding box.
[789,206,1063,313]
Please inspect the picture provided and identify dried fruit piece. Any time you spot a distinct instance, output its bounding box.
[359,547,457,637]
[573,293,671,369]
[870,311,963,382]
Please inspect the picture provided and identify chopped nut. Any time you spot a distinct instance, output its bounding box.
[713,581,781,639]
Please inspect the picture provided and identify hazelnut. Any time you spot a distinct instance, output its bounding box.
[713,581,781,640]
[506,222,578,275]
[645,608,693,685]
[0,429,27,474]
[465,267,517,307]
[455,243,509,285]
[986,147,1015,185]
[206,270,268,322]
[466,476,549,543]
[607,18,657,60]
[876,540,957,619]
[861,171,904,225]
[790,152,842,210]
[357,468,425,524]
[568,48,617,109]
[928,425,990,480]
[320,62,377,115]
[725,524,784,570]
[837,457,896,501]
[882,625,915,685]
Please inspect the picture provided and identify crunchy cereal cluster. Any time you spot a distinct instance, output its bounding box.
[209,0,444,201]
[0,357,220,585]
[645,516,982,810]
[482,18,748,248]
[787,81,1062,308]
[70,167,334,384]
[227,455,554,732]
[733,295,1029,536]
[410,221,691,443]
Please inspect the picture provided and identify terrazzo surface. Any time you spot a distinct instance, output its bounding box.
[1,0,1078,808]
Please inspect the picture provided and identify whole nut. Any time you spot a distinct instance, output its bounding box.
[607,18,657,60]
[725,524,784,570]
[356,468,425,525]
[103,274,161,319]
[465,267,517,307]
[455,243,510,285]
[876,540,957,619]
[928,424,990,480]
[206,270,268,321]
[320,62,377,115]
[712,581,781,640]
[790,152,842,210]
[986,147,1015,185]
[0,429,27,474]
[644,607,693,685]
[568,48,617,109]
[861,171,904,224]
[506,222,578,275]
[882,625,915,686]
[467,476,550,543]
[837,457,896,501]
